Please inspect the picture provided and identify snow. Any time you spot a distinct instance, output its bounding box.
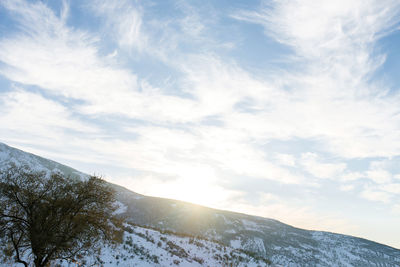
[113,201,128,215]
[253,237,266,254]
[230,238,242,249]
[1,222,270,267]
[58,224,269,267]
[242,219,259,230]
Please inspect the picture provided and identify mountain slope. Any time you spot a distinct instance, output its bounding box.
[116,187,400,266]
[0,143,85,178]
[1,221,270,267]
[1,142,399,266]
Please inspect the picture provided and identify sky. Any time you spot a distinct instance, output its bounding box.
[0,0,400,249]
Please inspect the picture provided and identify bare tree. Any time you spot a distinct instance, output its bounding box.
[0,166,123,267]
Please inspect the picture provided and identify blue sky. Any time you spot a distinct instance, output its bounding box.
[1,0,400,248]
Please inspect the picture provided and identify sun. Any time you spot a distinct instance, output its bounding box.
[133,164,235,208]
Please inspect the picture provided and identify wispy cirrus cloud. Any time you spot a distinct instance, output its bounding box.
[300,152,346,179]
[0,0,304,186]
[0,89,98,136]
[360,187,392,203]
[0,0,203,125]
[231,0,400,159]
[89,0,147,52]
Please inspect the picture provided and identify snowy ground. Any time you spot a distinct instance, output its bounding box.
[80,223,271,266]
[1,223,271,267]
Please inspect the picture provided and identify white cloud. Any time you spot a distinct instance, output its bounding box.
[2,0,400,190]
[0,89,98,136]
[300,152,346,179]
[363,159,394,184]
[0,89,106,167]
[4,0,400,166]
[340,184,355,192]
[0,2,304,186]
[101,125,305,185]
[2,0,400,189]
[90,0,147,51]
[340,172,363,182]
[366,169,392,184]
[392,204,400,215]
[275,153,296,167]
[380,183,400,194]
[0,1,135,97]
[360,187,391,203]
[232,0,400,159]
[0,0,208,124]
[234,0,400,61]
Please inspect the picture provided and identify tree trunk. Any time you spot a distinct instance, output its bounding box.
[15,259,28,267]
[34,256,44,267]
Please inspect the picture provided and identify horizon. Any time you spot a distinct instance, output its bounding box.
[1,0,400,249]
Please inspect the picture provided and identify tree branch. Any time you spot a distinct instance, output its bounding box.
[10,232,28,267]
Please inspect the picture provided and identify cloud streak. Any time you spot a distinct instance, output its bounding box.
[232,0,400,159]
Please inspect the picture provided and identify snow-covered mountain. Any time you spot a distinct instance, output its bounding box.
[2,221,270,267]
[1,142,400,266]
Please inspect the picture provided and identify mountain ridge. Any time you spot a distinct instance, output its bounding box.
[1,142,399,266]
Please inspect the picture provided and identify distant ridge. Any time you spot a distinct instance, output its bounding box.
[1,142,399,266]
